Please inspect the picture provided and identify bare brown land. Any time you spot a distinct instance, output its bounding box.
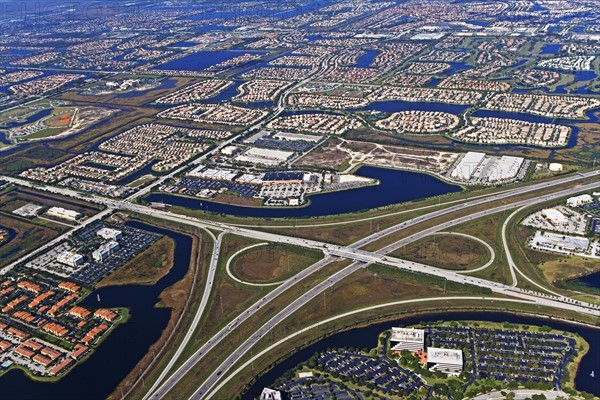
[294,137,350,171]
[295,137,457,173]
[96,236,175,288]
[56,77,199,107]
[107,223,207,400]
[212,193,263,207]
[390,234,488,271]
[232,243,322,283]
[0,214,61,267]
[0,188,101,217]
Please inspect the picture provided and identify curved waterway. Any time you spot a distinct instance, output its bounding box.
[145,166,462,218]
[243,312,600,399]
[0,221,192,400]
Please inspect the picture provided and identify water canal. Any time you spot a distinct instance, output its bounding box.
[0,221,192,400]
[145,166,462,219]
[242,312,600,399]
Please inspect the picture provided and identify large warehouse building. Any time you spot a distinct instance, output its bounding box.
[450,152,486,181]
[487,155,524,182]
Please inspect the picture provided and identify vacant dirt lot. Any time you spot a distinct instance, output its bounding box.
[391,234,488,270]
[232,243,322,283]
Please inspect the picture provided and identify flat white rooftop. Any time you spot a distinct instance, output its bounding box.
[451,152,486,181]
[427,347,463,365]
[390,327,425,343]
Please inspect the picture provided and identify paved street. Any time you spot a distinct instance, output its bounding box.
[1,170,598,400]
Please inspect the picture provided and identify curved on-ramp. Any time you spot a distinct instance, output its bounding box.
[225,242,286,287]
[435,231,496,274]
[202,296,537,399]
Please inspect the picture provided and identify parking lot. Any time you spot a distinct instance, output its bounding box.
[426,324,577,388]
[278,378,357,400]
[521,206,589,235]
[315,349,423,396]
[22,222,160,286]
[70,222,160,285]
[254,137,314,152]
[162,177,258,199]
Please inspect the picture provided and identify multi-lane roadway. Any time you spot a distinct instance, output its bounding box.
[1,169,599,400]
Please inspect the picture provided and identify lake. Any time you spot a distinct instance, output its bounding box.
[242,312,600,399]
[145,166,462,219]
[0,221,192,400]
[359,100,470,115]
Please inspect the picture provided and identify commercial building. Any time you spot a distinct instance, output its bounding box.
[542,208,568,226]
[487,155,524,182]
[46,207,82,221]
[390,327,425,353]
[531,231,590,253]
[96,227,122,241]
[235,147,294,166]
[450,152,486,181]
[427,347,463,375]
[12,203,43,218]
[57,251,84,268]
[187,166,237,181]
[260,388,283,400]
[220,145,240,156]
[92,241,120,262]
[549,163,563,172]
[566,194,593,207]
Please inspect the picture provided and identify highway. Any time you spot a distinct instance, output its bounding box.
[139,177,599,399]
[203,296,579,399]
[1,170,598,400]
[142,229,225,399]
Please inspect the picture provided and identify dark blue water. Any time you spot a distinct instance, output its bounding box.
[154,51,264,72]
[116,160,160,186]
[0,109,51,130]
[6,49,36,56]
[444,62,472,75]
[428,77,442,87]
[570,271,600,290]
[0,221,193,400]
[355,50,379,68]
[0,227,19,259]
[360,100,469,114]
[541,44,561,55]
[0,131,10,145]
[173,41,200,47]
[145,166,461,218]
[207,81,243,103]
[243,312,600,399]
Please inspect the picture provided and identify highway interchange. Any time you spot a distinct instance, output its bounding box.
[2,169,599,399]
